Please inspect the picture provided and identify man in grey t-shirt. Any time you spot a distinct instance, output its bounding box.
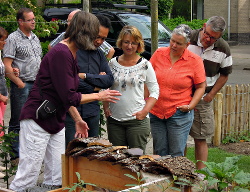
[3,8,42,166]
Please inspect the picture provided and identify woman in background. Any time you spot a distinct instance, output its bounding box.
[149,24,206,157]
[0,26,8,179]
[104,25,159,152]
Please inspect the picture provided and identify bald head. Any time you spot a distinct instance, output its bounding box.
[67,9,81,25]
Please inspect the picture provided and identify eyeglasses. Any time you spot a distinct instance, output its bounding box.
[122,41,139,46]
[203,28,219,41]
[24,18,35,22]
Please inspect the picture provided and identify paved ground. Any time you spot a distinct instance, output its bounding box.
[0,44,249,190]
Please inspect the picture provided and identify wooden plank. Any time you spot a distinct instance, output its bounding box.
[64,156,140,191]
[61,154,69,187]
[213,93,223,146]
[226,85,232,139]
[239,85,244,136]
[235,85,240,137]
[68,155,78,187]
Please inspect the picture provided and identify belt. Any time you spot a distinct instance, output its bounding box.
[24,81,35,83]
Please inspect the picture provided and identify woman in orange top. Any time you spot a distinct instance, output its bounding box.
[149,24,206,156]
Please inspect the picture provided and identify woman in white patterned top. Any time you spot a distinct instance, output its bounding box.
[103,25,159,152]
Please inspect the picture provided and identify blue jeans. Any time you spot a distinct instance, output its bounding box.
[9,81,34,160]
[65,113,100,148]
[150,109,194,157]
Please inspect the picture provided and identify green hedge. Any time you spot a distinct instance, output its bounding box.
[162,16,207,31]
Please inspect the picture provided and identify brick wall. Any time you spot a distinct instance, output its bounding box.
[204,0,250,44]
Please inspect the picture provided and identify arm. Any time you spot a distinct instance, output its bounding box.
[68,106,89,138]
[0,94,8,105]
[105,47,115,60]
[3,57,25,88]
[177,81,206,112]
[132,97,157,120]
[103,101,111,118]
[204,74,228,102]
[132,61,159,120]
[84,52,114,89]
[80,89,121,104]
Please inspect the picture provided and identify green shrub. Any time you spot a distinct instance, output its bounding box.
[137,0,174,20]
[41,41,50,57]
[0,0,59,39]
[162,16,207,30]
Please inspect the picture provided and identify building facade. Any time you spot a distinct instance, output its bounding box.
[204,0,250,44]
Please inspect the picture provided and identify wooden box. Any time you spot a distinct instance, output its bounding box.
[49,154,182,192]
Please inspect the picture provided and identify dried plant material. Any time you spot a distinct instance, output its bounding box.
[87,139,112,147]
[139,155,161,161]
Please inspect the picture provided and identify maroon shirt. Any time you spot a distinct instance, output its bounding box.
[20,43,81,134]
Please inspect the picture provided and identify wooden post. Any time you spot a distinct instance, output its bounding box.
[213,93,223,146]
[151,0,158,55]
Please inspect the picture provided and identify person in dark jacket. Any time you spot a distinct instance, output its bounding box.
[65,15,114,146]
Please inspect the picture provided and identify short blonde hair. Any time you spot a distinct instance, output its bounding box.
[116,25,145,53]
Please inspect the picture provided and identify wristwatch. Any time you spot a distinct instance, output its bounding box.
[83,73,87,79]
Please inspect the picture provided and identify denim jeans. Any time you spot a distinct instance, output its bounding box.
[9,81,34,160]
[65,113,100,148]
[150,109,194,157]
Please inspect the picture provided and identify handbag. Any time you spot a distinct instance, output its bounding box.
[36,100,56,120]
[36,78,57,120]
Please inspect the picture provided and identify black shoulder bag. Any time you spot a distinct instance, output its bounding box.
[36,78,57,120]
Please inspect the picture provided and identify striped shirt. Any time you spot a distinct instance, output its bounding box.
[188,29,232,93]
[3,28,42,81]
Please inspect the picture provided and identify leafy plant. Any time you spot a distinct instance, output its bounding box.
[124,172,148,192]
[0,125,18,189]
[98,102,107,137]
[63,172,96,192]
[137,0,174,20]
[222,135,239,144]
[40,41,50,57]
[0,0,59,39]
[197,156,250,191]
[162,16,207,30]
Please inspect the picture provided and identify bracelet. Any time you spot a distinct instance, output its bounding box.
[187,105,190,111]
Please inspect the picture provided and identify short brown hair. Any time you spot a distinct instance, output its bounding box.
[16,7,33,21]
[64,11,100,50]
[116,25,145,53]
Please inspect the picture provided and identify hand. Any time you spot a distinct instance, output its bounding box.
[177,105,190,112]
[104,108,112,118]
[132,110,147,120]
[74,120,89,138]
[99,72,106,75]
[98,89,121,103]
[78,73,86,79]
[0,95,8,105]
[13,68,19,77]
[203,93,213,103]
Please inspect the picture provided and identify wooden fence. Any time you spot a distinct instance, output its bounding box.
[213,84,250,146]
